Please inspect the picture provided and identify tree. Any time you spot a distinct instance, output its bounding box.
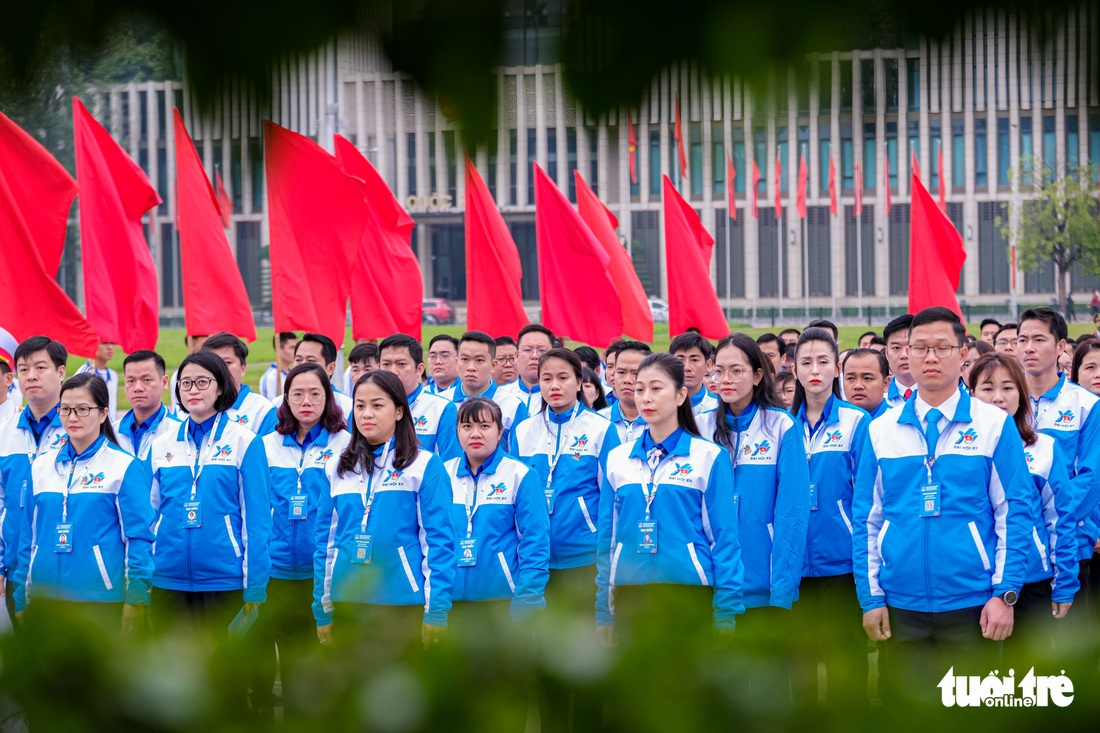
[1000,158,1100,313]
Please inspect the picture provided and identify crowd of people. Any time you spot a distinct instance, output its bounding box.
[0,306,1097,728]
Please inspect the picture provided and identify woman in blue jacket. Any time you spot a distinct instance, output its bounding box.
[259,362,349,719]
[788,328,871,708]
[596,353,742,730]
[13,373,154,633]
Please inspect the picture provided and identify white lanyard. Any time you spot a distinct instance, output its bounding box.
[357,442,391,531]
[636,450,676,520]
[1031,395,1055,427]
[60,444,102,522]
[802,416,826,462]
[544,402,581,488]
[184,416,223,500]
[88,362,111,385]
[462,473,482,537]
[295,434,320,492]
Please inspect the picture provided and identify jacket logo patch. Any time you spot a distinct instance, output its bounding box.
[1023,451,1034,466]
[485,481,510,500]
[165,452,174,463]
[215,444,233,458]
[414,415,428,429]
[316,449,334,463]
[80,472,106,486]
[383,468,404,486]
[824,430,843,446]
[232,414,249,425]
[749,440,771,457]
[953,428,979,451]
[50,434,68,450]
[571,434,589,449]
[1056,410,1075,425]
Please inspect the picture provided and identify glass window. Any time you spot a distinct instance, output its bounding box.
[527,128,536,204]
[566,128,579,200]
[778,126,789,193]
[649,129,661,196]
[886,122,898,188]
[712,124,725,196]
[755,129,767,193]
[249,138,263,211]
[839,60,853,112]
[690,124,703,196]
[861,60,875,110]
[1067,115,1078,173]
[797,62,811,116]
[930,121,942,193]
[884,58,899,112]
[776,71,788,116]
[863,122,876,191]
[428,133,437,193]
[1020,117,1033,186]
[953,120,965,188]
[733,129,745,195]
[407,133,417,197]
[488,133,498,200]
[997,118,1010,186]
[1043,116,1055,183]
[819,61,832,114]
[907,58,920,112]
[443,131,457,204]
[819,126,832,192]
[509,129,517,205]
[1089,115,1100,181]
[975,119,988,186]
[588,128,598,194]
[668,130,681,189]
[841,123,854,191]
[546,127,557,184]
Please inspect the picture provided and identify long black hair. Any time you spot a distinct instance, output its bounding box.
[789,327,842,417]
[60,373,119,446]
[538,348,587,411]
[275,363,347,436]
[338,370,419,477]
[712,334,783,451]
[174,351,238,414]
[581,367,608,411]
[636,353,700,437]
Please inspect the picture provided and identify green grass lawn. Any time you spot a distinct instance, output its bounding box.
[70,321,1100,411]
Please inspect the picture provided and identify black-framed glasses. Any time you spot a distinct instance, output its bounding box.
[59,405,103,417]
[179,377,215,391]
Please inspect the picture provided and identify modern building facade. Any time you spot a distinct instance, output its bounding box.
[71,2,1100,323]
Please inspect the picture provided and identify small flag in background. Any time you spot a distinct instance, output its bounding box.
[854,161,863,217]
[937,145,947,212]
[911,147,920,180]
[627,109,638,186]
[775,153,783,219]
[215,168,232,228]
[727,153,737,220]
[796,150,808,219]
[828,151,838,216]
[751,159,761,219]
[674,92,688,182]
[884,156,892,215]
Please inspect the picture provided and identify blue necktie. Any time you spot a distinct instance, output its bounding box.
[924,408,943,455]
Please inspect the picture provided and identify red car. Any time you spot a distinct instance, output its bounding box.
[422,299,456,324]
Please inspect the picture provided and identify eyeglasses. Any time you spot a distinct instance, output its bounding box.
[59,405,103,417]
[427,352,455,362]
[179,377,214,391]
[519,348,549,358]
[909,345,961,359]
[711,367,751,382]
[288,391,325,404]
[497,355,517,364]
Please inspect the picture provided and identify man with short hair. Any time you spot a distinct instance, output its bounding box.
[854,307,1035,702]
[426,334,461,401]
[858,331,878,349]
[979,319,1001,345]
[779,328,801,347]
[201,332,277,435]
[452,331,528,446]
[882,314,917,408]
[492,336,519,387]
[993,323,1018,358]
[74,341,120,421]
[378,334,460,460]
[756,333,783,376]
[602,341,625,405]
[115,350,181,462]
[599,341,652,442]
[499,324,555,414]
[259,332,297,401]
[807,319,839,342]
[842,348,891,419]
[270,333,356,422]
[345,342,379,394]
[669,332,718,415]
[868,336,886,352]
[0,336,68,621]
[0,349,16,423]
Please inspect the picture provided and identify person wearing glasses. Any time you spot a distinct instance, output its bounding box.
[499,325,556,414]
[114,350,181,463]
[451,332,528,448]
[882,315,917,409]
[426,335,461,401]
[492,336,519,387]
[992,323,1019,358]
[12,373,155,633]
[378,334,460,461]
[854,307,1034,704]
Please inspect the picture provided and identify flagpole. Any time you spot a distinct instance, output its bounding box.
[777,212,784,323]
[802,215,809,321]
[725,211,732,321]
[856,208,864,322]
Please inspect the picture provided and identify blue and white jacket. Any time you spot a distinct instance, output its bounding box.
[452,381,529,448]
[596,428,743,629]
[313,441,456,627]
[1022,433,1080,603]
[853,389,1034,613]
[499,379,544,414]
[259,363,287,401]
[262,426,351,581]
[426,379,460,402]
[512,405,621,570]
[1029,373,1100,561]
[884,378,916,410]
[0,408,68,579]
[445,448,550,620]
[408,385,461,461]
[797,396,870,578]
[599,402,646,444]
[689,387,719,416]
[114,405,182,462]
[867,400,892,420]
[14,435,154,611]
[697,403,810,609]
[149,413,272,602]
[225,385,278,436]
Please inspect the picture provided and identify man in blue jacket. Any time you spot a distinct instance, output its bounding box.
[853,307,1035,703]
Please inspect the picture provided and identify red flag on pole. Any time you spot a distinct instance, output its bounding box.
[937,145,947,212]
[908,172,965,319]
[796,150,808,219]
[627,109,638,186]
[574,170,654,342]
[674,92,688,182]
[264,120,364,348]
[883,156,892,215]
[774,153,783,219]
[465,156,529,337]
[174,110,256,342]
[0,111,99,356]
[73,97,162,352]
[534,164,622,347]
[751,159,761,219]
[726,154,737,220]
[215,169,232,228]
[663,176,727,339]
[828,151,838,216]
[854,161,863,217]
[335,135,423,341]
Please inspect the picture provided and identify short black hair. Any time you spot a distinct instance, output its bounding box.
[882,314,915,343]
[202,332,249,363]
[910,307,967,346]
[14,336,67,369]
[779,328,801,339]
[297,332,338,366]
[428,334,459,350]
[806,319,839,339]
[573,345,600,372]
[494,335,516,348]
[174,351,239,414]
[979,318,1002,331]
[349,342,381,365]
[869,335,887,347]
[517,324,556,347]
[993,323,1019,345]
[669,332,715,361]
[604,339,627,360]
[842,348,890,378]
[460,330,497,359]
[858,331,878,343]
[456,396,503,429]
[782,342,797,361]
[275,331,297,347]
[756,333,781,349]
[123,349,166,376]
[379,335,423,365]
[1020,307,1068,343]
[616,340,653,358]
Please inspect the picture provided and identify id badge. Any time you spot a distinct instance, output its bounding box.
[288,494,308,520]
[919,484,940,518]
[183,500,202,529]
[637,521,658,554]
[352,533,373,564]
[55,523,73,553]
[809,483,818,511]
[458,537,478,567]
[544,487,556,514]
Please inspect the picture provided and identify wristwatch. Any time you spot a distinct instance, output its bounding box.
[999,590,1019,606]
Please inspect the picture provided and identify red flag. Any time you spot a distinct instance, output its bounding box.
[908,172,965,319]
[174,110,256,342]
[627,109,638,186]
[774,153,783,219]
[534,165,622,347]
[751,159,761,219]
[73,97,162,352]
[215,169,232,228]
[0,111,99,356]
[911,148,920,180]
[465,156,529,337]
[937,145,947,212]
[335,134,423,341]
[264,121,364,348]
[726,154,737,220]
[854,162,863,217]
[674,93,688,181]
[796,150,808,219]
[574,170,653,342]
[663,176,727,339]
[828,151,838,216]
[883,156,892,214]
